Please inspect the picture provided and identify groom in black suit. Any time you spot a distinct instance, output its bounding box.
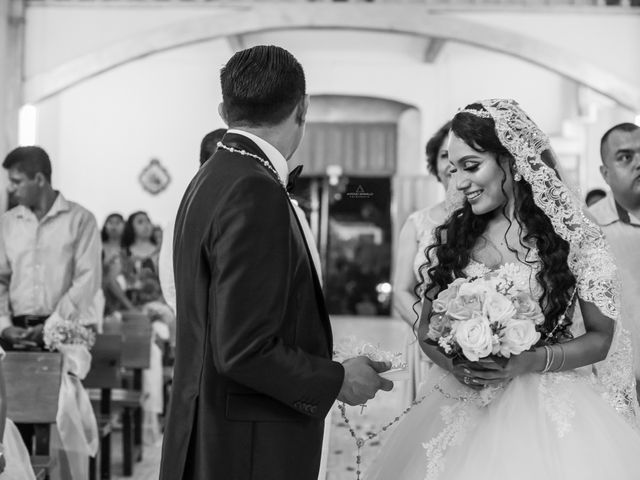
[159,45,393,480]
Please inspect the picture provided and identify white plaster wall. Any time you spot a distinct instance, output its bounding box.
[25,6,640,87]
[28,3,640,228]
[36,39,230,228]
[453,12,640,87]
[24,4,227,76]
[31,27,576,227]
[277,33,574,173]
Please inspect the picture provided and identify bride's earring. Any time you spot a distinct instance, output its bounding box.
[513,172,522,182]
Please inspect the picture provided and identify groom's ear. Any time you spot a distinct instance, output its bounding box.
[218,102,229,125]
[295,95,310,126]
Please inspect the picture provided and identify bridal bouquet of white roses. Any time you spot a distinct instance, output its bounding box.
[426,270,544,363]
[43,314,96,352]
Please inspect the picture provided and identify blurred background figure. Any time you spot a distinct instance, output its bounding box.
[392,120,451,406]
[0,145,101,477]
[121,210,171,444]
[589,122,640,398]
[122,210,160,299]
[101,213,136,318]
[0,146,101,349]
[101,213,126,264]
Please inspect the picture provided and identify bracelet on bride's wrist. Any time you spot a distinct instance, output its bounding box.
[553,344,566,372]
[541,345,553,373]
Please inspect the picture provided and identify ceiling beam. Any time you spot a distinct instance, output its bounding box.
[23,5,640,111]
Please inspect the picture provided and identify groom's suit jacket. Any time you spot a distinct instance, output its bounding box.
[159,133,344,480]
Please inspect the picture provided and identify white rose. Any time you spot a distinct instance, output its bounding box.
[453,314,494,362]
[447,281,487,321]
[512,292,545,325]
[483,291,516,325]
[457,281,490,298]
[499,320,541,358]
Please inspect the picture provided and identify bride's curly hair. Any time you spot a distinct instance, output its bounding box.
[418,105,576,342]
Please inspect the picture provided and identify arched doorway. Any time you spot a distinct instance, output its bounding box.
[290,95,418,316]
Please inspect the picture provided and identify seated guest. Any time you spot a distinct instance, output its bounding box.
[585,187,607,207]
[101,213,125,264]
[121,211,162,306]
[122,211,172,443]
[101,213,135,317]
[0,146,101,350]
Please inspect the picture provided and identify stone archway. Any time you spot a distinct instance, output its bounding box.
[24,4,640,110]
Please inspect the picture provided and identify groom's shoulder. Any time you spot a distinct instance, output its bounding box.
[191,153,284,204]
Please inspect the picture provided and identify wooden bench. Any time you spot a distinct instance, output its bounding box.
[96,312,151,476]
[121,312,152,474]
[84,334,122,480]
[4,352,63,479]
[30,455,52,480]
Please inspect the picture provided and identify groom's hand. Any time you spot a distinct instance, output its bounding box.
[337,356,394,406]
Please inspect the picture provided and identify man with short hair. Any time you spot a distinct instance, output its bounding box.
[160,45,392,480]
[0,146,101,348]
[589,122,640,390]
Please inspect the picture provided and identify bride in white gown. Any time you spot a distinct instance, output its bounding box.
[366,99,640,480]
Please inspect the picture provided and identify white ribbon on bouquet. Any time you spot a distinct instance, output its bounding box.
[50,343,99,480]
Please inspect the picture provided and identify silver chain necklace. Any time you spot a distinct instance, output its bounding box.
[216,141,288,193]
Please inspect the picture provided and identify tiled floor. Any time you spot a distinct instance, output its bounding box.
[327,316,408,480]
[110,315,409,480]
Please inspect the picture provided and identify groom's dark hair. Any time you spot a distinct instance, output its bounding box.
[220,45,306,127]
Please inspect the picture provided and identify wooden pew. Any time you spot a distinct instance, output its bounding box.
[30,456,50,480]
[4,351,63,478]
[84,334,122,480]
[121,311,152,472]
[98,311,151,476]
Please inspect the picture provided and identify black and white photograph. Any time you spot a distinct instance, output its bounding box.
[0,1,639,479]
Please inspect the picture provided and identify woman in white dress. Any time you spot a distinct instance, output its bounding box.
[366,99,640,480]
[394,121,451,405]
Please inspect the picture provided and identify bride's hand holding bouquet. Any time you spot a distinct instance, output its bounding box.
[425,270,546,389]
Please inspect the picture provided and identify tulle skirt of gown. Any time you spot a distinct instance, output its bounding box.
[1,419,36,480]
[365,366,640,480]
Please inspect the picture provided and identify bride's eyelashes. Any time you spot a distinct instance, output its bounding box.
[449,162,480,174]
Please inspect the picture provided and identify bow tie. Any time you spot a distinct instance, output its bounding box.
[286,165,304,193]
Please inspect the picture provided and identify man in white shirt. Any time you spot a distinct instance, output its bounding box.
[589,123,640,392]
[0,146,101,349]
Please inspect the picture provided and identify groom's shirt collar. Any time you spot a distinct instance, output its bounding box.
[227,129,289,186]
